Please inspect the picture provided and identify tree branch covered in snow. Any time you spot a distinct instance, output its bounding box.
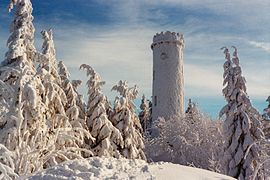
[0,144,18,179]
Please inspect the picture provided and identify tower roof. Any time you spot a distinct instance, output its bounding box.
[151,31,184,49]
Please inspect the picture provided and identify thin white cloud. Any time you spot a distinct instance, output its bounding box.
[185,63,223,97]
[249,41,270,53]
[185,62,270,99]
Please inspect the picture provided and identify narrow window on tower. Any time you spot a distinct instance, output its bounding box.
[154,96,157,106]
[160,52,168,60]
[153,70,155,81]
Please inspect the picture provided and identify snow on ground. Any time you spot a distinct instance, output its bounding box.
[23,157,235,180]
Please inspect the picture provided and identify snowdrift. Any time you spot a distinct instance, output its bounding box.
[24,157,235,180]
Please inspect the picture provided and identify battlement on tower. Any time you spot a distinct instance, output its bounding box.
[151,31,184,49]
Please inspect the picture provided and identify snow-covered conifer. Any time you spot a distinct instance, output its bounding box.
[262,96,270,140]
[37,29,67,123]
[36,30,93,163]
[0,0,46,150]
[263,96,270,121]
[219,47,265,180]
[139,95,151,134]
[111,80,146,160]
[80,64,123,157]
[0,1,93,176]
[0,77,51,176]
[185,99,197,115]
[0,0,37,97]
[58,61,91,152]
[58,61,86,120]
[5,0,36,69]
[185,99,200,124]
[0,2,62,176]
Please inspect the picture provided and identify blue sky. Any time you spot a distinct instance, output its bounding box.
[0,0,269,118]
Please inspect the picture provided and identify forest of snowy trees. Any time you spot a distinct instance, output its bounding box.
[0,0,269,179]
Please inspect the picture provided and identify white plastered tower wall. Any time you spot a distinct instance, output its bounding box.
[151,31,185,121]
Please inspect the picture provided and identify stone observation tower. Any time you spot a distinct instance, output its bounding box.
[151,31,185,121]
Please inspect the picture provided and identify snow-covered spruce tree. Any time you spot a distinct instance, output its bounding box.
[262,96,270,139]
[0,1,69,176]
[58,61,86,120]
[36,29,67,129]
[262,96,270,119]
[0,1,92,177]
[220,47,265,180]
[185,99,197,115]
[0,0,36,112]
[111,80,146,160]
[139,95,151,134]
[185,99,200,124]
[4,0,36,69]
[58,61,85,118]
[0,0,48,149]
[80,64,123,157]
[36,29,93,165]
[58,61,92,155]
[261,96,270,177]
[263,96,270,119]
